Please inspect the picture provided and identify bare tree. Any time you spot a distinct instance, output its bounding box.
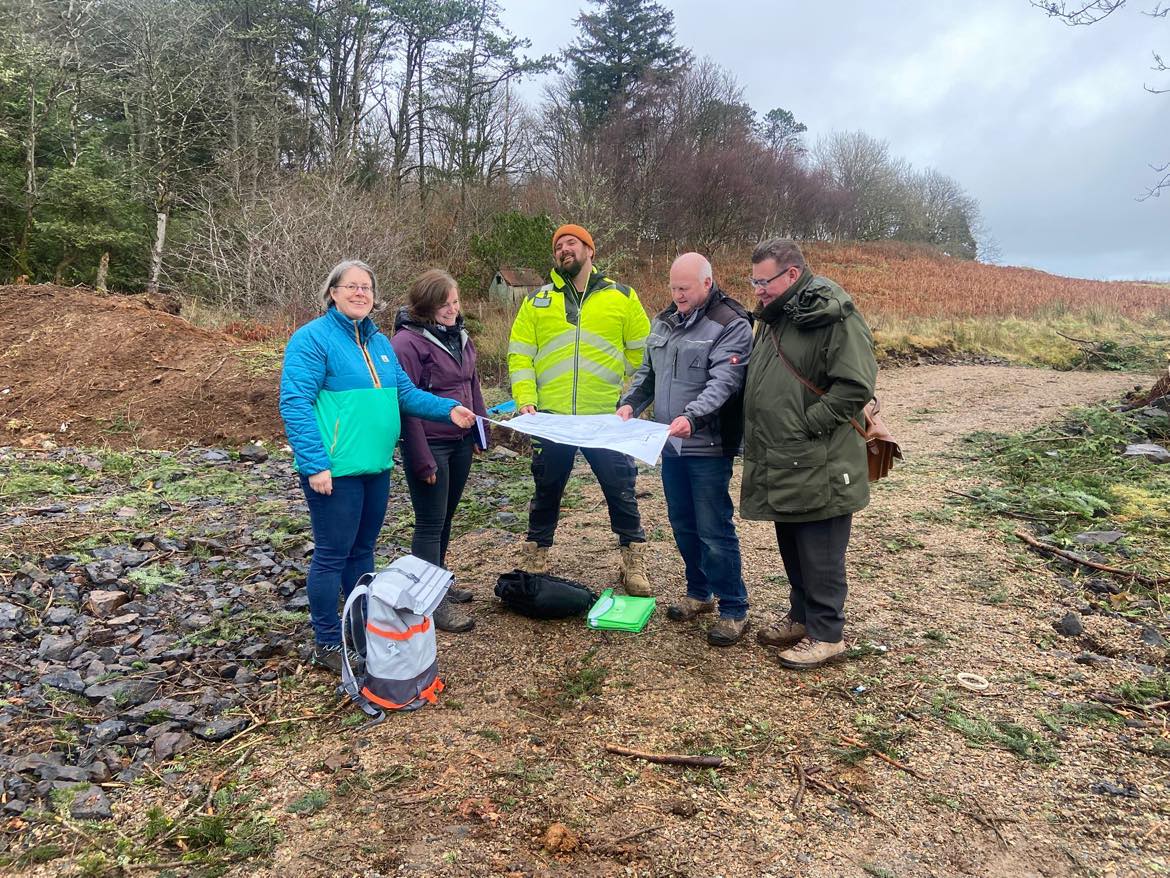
[1035,0,1169,198]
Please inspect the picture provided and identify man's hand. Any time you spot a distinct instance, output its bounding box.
[519,405,537,415]
[450,405,476,429]
[308,470,333,495]
[668,416,693,439]
[615,405,634,421]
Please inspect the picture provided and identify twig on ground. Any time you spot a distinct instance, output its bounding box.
[604,743,723,768]
[839,736,927,780]
[1014,529,1170,585]
[802,767,890,825]
[790,754,807,811]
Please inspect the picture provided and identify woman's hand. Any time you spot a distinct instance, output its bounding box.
[423,473,438,485]
[519,405,536,415]
[308,470,333,495]
[615,405,633,421]
[450,405,476,429]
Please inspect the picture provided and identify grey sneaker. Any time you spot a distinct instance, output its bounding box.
[312,643,345,674]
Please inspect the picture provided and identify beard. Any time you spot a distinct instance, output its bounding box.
[559,254,585,279]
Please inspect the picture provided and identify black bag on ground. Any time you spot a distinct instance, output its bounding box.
[494,570,597,619]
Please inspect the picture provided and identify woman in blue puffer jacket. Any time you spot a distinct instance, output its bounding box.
[279,259,476,674]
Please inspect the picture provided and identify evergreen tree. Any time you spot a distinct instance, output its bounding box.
[567,0,689,129]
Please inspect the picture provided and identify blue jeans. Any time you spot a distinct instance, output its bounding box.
[299,470,390,646]
[660,455,748,619]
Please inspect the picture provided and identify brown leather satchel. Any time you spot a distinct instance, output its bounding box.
[769,332,902,482]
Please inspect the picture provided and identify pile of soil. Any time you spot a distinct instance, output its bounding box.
[0,285,283,448]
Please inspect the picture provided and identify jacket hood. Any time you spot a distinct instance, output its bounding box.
[759,271,855,329]
[393,306,465,337]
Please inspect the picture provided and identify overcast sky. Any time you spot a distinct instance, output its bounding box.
[498,0,1169,281]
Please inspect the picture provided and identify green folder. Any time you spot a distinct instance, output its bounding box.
[587,588,656,633]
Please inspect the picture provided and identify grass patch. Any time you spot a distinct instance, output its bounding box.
[286,790,329,816]
[557,647,608,706]
[939,703,1058,764]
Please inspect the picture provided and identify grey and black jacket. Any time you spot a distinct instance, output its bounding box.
[620,285,753,457]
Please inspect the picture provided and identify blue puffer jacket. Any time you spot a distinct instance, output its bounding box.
[279,306,458,477]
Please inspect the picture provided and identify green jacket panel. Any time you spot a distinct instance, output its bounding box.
[740,271,878,523]
[313,386,402,477]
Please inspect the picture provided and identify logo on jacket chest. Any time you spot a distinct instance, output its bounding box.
[380,354,390,363]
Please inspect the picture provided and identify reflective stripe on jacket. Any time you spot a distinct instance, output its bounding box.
[507,266,651,414]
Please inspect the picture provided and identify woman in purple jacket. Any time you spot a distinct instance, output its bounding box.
[391,269,488,633]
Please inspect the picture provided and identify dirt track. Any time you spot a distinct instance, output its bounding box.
[207,365,1161,878]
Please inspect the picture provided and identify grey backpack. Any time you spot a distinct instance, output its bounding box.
[339,555,452,722]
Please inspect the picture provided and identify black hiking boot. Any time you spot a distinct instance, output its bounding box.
[433,597,475,633]
[312,643,345,674]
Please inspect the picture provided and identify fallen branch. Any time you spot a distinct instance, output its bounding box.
[802,769,890,825]
[839,736,927,780]
[604,743,723,768]
[790,754,807,811]
[1014,529,1170,586]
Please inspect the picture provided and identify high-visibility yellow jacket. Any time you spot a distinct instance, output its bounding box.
[508,267,651,414]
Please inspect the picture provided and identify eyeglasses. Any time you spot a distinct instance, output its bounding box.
[334,283,373,294]
[747,268,791,289]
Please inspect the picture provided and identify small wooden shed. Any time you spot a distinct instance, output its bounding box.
[488,266,545,307]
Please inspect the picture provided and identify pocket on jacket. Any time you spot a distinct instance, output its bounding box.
[764,442,829,513]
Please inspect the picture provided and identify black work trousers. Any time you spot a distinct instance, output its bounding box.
[774,513,853,642]
[526,438,644,547]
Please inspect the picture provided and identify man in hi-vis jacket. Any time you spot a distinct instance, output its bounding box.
[507,225,653,594]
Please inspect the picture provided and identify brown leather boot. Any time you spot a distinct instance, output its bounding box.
[618,542,652,597]
[756,614,807,648]
[707,616,750,647]
[777,637,846,669]
[666,596,716,622]
[518,540,549,574]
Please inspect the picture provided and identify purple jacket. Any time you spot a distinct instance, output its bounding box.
[390,310,488,480]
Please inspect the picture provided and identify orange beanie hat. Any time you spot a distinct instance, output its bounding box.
[552,224,595,252]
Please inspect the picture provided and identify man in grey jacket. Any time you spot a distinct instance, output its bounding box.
[617,253,754,646]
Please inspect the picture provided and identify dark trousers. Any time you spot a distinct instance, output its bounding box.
[661,455,748,619]
[527,438,644,547]
[404,434,474,568]
[299,470,390,646]
[774,514,852,642]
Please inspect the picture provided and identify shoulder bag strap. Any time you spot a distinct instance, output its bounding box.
[766,323,869,441]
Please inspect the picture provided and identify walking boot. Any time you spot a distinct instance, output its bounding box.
[666,596,717,622]
[446,585,473,603]
[756,614,807,648]
[777,637,846,669]
[518,540,549,574]
[433,596,475,633]
[618,542,652,597]
[707,616,750,647]
[312,643,344,674]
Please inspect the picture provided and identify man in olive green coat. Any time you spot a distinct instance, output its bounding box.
[741,238,878,669]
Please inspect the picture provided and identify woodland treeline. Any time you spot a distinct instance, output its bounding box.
[0,0,988,310]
